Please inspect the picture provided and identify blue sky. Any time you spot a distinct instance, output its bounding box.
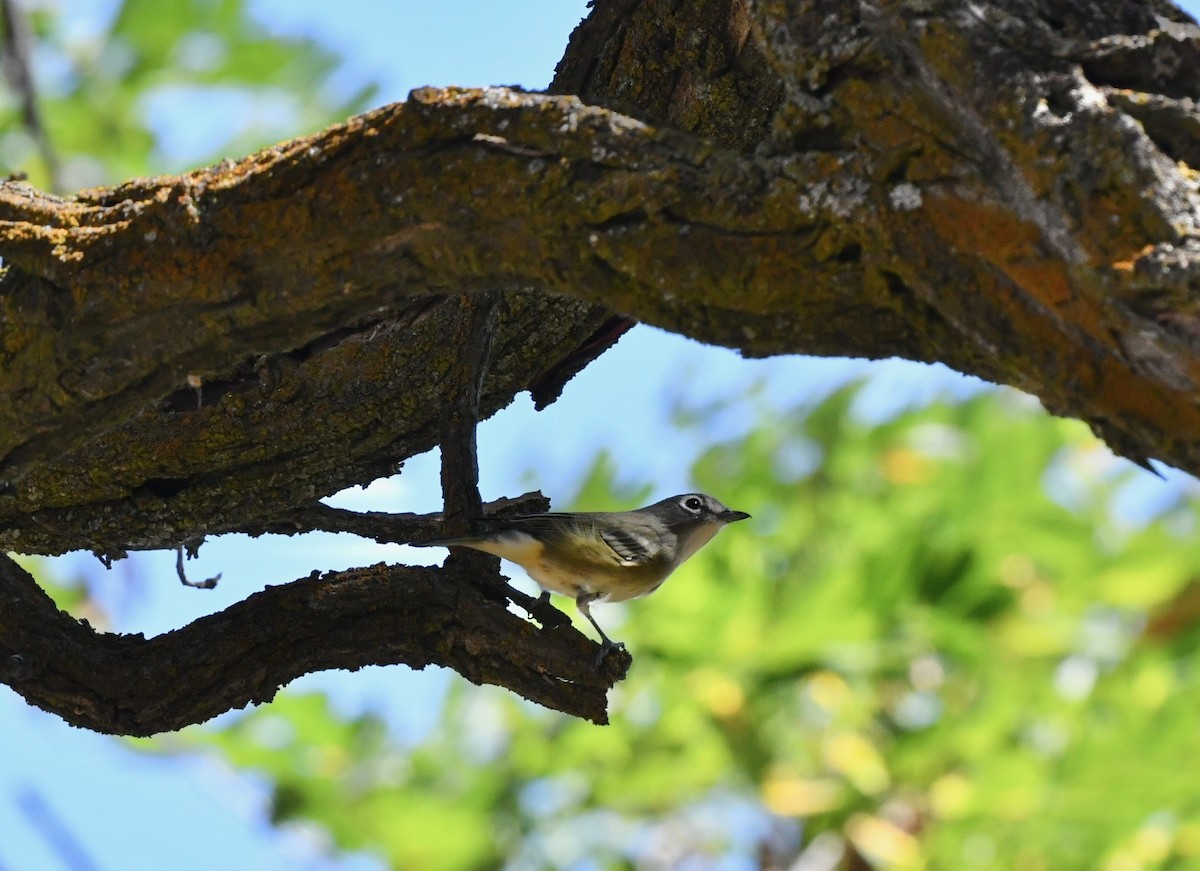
[3,2,1198,869]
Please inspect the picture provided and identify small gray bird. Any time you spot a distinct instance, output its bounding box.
[411,493,750,648]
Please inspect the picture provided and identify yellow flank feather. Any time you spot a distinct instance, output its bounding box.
[447,527,674,602]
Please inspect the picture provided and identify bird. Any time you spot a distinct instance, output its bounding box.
[410,493,750,650]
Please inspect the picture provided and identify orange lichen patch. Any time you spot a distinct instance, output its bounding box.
[924,192,1043,265]
[1100,365,1171,414]
[1094,358,1200,434]
[925,194,1084,307]
[1003,258,1075,308]
[1094,352,1200,443]
[1182,359,1200,391]
[926,235,1200,453]
[1051,294,1118,351]
[1091,361,1198,452]
[1111,243,1158,272]
[1074,189,1168,263]
[921,193,1131,349]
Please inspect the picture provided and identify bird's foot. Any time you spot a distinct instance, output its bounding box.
[594,638,627,669]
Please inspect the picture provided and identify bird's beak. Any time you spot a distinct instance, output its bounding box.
[721,509,751,523]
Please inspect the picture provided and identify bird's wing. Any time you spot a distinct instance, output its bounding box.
[503,512,668,567]
[597,526,665,566]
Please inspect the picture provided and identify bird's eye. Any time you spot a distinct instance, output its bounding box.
[683,496,703,512]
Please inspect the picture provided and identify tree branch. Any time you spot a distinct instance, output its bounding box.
[239,492,550,545]
[0,551,624,734]
[439,292,500,534]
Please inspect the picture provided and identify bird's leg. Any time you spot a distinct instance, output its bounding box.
[577,592,624,665]
[575,592,611,644]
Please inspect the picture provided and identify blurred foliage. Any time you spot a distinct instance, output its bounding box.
[167,385,1200,870]
[0,0,374,190]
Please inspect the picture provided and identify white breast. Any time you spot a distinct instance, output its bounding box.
[672,522,723,568]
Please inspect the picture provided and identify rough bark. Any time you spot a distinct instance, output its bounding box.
[0,549,625,734]
[2,0,1199,732]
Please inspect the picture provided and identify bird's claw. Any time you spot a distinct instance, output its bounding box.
[594,639,626,669]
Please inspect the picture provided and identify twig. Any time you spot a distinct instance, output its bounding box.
[237,492,550,544]
[175,543,220,589]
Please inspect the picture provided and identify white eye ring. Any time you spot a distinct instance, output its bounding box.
[683,496,703,512]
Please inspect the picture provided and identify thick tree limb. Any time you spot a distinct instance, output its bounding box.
[0,291,613,555]
[0,551,624,734]
[0,87,880,488]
